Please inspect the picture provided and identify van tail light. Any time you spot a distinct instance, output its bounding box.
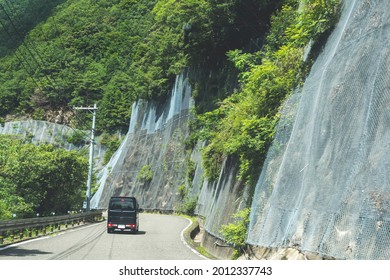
[126,224,136,228]
[108,223,116,228]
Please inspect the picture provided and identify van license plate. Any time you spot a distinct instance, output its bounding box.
[118,225,125,229]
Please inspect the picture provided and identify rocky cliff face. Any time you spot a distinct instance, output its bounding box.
[90,71,249,259]
[91,0,390,260]
[0,120,78,148]
[91,72,193,210]
[247,0,390,260]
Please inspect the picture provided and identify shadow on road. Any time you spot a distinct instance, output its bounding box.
[109,231,146,235]
[0,247,52,257]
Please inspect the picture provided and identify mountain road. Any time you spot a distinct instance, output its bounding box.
[0,213,205,260]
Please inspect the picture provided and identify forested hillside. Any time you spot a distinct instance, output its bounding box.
[0,0,280,133]
[0,0,340,220]
[0,0,66,56]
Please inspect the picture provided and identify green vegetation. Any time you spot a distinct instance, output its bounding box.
[197,0,340,185]
[100,132,121,165]
[0,0,67,56]
[0,135,88,219]
[220,208,250,259]
[179,196,197,216]
[185,159,196,184]
[136,164,154,183]
[0,0,279,133]
[66,130,87,146]
[178,184,187,199]
[0,0,157,132]
[0,0,341,223]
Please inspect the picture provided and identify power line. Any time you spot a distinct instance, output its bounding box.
[0,15,90,143]
[0,2,94,139]
[0,4,43,69]
[0,20,45,94]
[0,4,52,93]
[0,2,62,92]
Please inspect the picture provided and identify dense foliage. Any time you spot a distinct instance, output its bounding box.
[0,0,157,132]
[0,0,340,219]
[0,135,88,219]
[0,0,67,56]
[197,0,340,184]
[0,0,278,133]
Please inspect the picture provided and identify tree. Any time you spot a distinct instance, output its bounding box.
[0,135,88,218]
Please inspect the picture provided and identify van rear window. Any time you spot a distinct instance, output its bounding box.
[109,198,135,211]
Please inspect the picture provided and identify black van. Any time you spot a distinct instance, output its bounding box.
[107,197,141,233]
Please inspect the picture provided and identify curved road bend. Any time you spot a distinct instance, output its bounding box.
[0,213,206,260]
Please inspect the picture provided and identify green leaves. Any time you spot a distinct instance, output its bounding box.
[0,0,287,137]
[0,135,88,218]
[284,0,340,47]
[0,0,341,196]
[199,0,340,185]
[220,208,251,259]
[0,0,158,132]
[137,164,154,184]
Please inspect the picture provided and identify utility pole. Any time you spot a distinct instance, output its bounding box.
[73,104,98,211]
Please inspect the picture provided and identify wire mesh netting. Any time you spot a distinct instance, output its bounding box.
[247,0,390,259]
[194,155,251,239]
[91,72,193,210]
[0,120,82,149]
[91,69,251,237]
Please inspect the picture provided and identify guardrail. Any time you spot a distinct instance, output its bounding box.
[0,210,103,246]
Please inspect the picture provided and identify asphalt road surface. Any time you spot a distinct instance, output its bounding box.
[0,213,206,260]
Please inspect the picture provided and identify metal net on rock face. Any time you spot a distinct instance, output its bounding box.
[194,156,251,239]
[91,72,193,210]
[0,120,82,150]
[247,0,390,259]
